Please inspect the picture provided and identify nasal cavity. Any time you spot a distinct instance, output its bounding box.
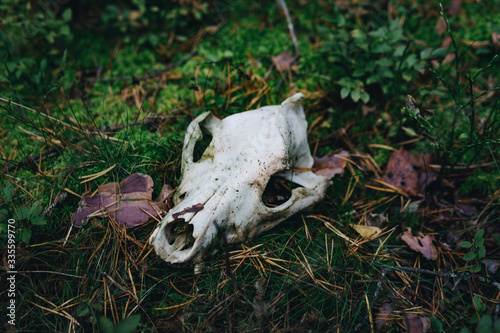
[193,128,213,162]
[165,219,195,251]
[262,174,303,207]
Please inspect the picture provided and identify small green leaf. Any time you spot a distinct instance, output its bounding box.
[62,8,72,21]
[477,246,486,259]
[60,25,70,36]
[14,206,30,220]
[115,314,141,333]
[361,92,370,104]
[22,229,31,244]
[30,215,46,226]
[420,48,433,59]
[2,182,14,201]
[474,229,484,243]
[477,314,493,332]
[351,88,361,102]
[469,313,480,324]
[61,49,68,70]
[0,209,7,220]
[473,295,486,313]
[40,58,47,72]
[470,264,481,273]
[463,252,476,261]
[460,241,473,248]
[430,314,442,333]
[99,317,115,333]
[30,200,43,217]
[494,317,500,332]
[340,87,350,99]
[77,304,90,317]
[352,68,365,77]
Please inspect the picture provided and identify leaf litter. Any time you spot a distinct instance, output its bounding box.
[400,227,438,260]
[72,173,172,228]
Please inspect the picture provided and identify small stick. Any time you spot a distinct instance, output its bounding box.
[276,0,300,56]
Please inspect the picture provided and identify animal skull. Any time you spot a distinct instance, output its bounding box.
[150,93,328,265]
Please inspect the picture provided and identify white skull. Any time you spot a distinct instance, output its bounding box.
[150,93,328,265]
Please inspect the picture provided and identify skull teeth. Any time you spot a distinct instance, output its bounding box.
[172,233,187,251]
[165,219,195,251]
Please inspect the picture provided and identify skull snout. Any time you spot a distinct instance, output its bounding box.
[164,218,195,252]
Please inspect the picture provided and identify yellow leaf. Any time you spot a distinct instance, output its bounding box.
[352,225,383,240]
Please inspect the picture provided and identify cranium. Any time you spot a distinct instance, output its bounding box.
[150,93,328,265]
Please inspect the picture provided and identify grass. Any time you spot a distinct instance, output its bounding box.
[1,0,499,332]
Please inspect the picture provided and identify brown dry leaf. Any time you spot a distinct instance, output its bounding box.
[401,228,438,260]
[375,303,395,331]
[366,212,388,228]
[156,184,175,210]
[403,314,431,333]
[381,148,433,197]
[314,150,349,180]
[271,51,296,72]
[72,173,168,228]
[155,317,183,333]
[352,225,383,240]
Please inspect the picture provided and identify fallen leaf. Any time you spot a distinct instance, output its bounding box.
[271,51,296,72]
[156,184,175,202]
[484,259,499,275]
[401,228,438,260]
[375,303,395,331]
[314,150,349,180]
[156,184,175,210]
[155,317,183,333]
[352,224,383,240]
[381,148,433,196]
[366,212,388,228]
[404,314,431,333]
[72,173,169,228]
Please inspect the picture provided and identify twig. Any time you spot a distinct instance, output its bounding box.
[379,265,500,289]
[88,51,198,83]
[276,0,300,56]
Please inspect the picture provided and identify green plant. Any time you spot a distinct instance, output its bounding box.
[460,229,486,273]
[458,295,500,332]
[405,6,500,175]
[459,169,500,196]
[0,180,46,246]
[0,0,74,95]
[99,314,141,333]
[314,6,429,105]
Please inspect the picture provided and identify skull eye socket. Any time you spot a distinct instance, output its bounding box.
[262,175,303,207]
[193,128,213,162]
[165,219,195,251]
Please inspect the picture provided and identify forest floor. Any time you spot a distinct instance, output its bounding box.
[0,0,499,332]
